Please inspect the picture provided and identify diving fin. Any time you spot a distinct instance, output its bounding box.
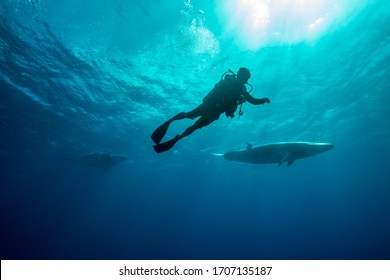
[153,135,180,153]
[151,121,171,144]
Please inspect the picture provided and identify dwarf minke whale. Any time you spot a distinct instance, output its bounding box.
[215,142,334,166]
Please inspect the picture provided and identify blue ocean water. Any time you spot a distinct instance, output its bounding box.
[1,0,389,260]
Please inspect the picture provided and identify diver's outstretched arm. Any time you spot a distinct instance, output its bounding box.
[244,92,271,105]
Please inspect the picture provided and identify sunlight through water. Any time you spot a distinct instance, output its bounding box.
[217,0,372,50]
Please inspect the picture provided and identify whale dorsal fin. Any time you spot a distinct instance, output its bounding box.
[246,143,253,149]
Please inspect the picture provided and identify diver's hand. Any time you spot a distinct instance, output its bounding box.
[261,97,270,104]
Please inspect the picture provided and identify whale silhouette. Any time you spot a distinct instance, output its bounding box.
[215,142,334,166]
[60,153,128,171]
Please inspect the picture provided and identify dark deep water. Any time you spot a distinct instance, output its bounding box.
[1,0,390,259]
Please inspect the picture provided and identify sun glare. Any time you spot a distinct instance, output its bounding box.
[218,0,369,50]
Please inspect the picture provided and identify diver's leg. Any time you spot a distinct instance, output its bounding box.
[153,124,199,153]
[176,114,216,140]
[151,106,202,145]
[168,112,188,122]
[169,104,203,123]
[155,114,214,150]
[178,112,219,140]
[177,125,198,140]
[151,112,189,144]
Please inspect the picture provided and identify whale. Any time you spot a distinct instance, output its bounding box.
[60,153,128,171]
[215,142,334,166]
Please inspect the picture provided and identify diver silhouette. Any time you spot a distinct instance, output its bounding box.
[151,67,270,153]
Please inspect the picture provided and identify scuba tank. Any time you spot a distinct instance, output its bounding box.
[202,69,235,103]
[202,69,254,118]
[220,69,236,81]
[220,69,253,93]
[220,69,254,119]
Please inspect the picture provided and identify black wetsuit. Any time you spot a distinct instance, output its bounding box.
[151,75,269,153]
[185,79,251,128]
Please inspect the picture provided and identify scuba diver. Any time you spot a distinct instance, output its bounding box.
[151,67,271,153]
